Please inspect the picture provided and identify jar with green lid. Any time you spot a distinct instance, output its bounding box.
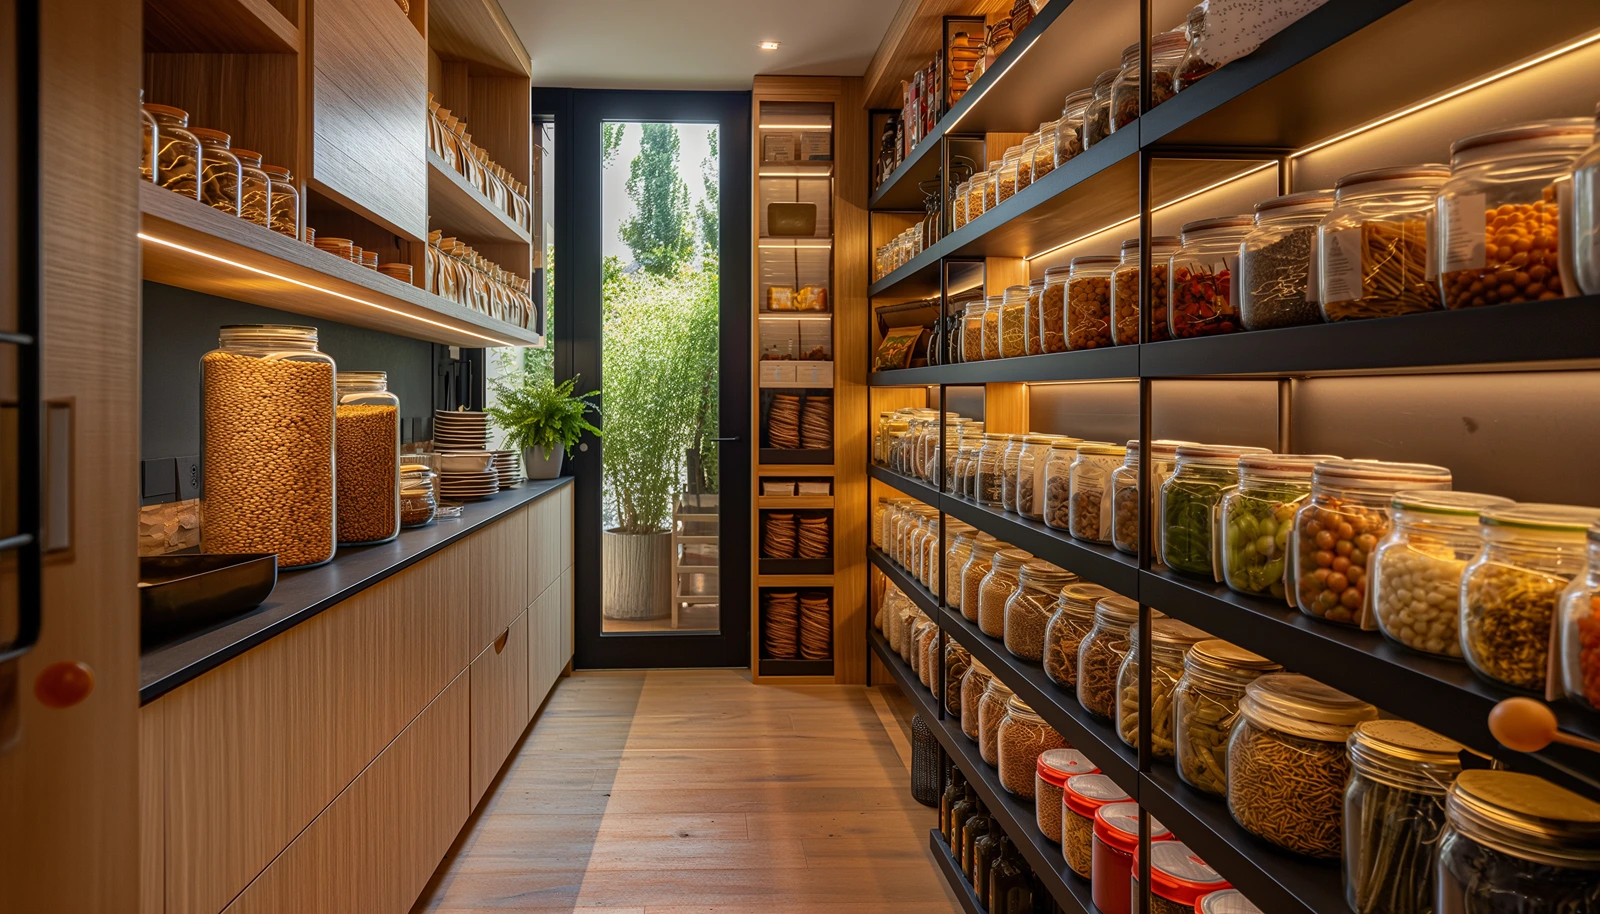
[1017,434,1068,521]
[1112,235,1182,344]
[1371,491,1514,659]
[1039,264,1069,354]
[1005,560,1077,661]
[1238,190,1336,330]
[144,103,201,200]
[997,696,1067,797]
[1344,720,1479,914]
[1227,673,1378,859]
[1218,453,1334,597]
[962,538,1004,623]
[1135,840,1232,914]
[981,296,1004,360]
[1558,520,1600,710]
[944,524,979,610]
[1024,278,1047,356]
[961,660,994,741]
[1111,439,1192,557]
[1069,442,1127,543]
[998,284,1029,359]
[978,676,1015,766]
[1437,770,1600,913]
[1066,254,1118,350]
[1062,773,1130,878]
[1462,504,1600,692]
[979,548,1032,639]
[1055,88,1091,167]
[1115,618,1210,758]
[999,434,1026,513]
[1083,68,1117,149]
[975,434,1009,507]
[1174,641,1280,797]
[1077,594,1140,722]
[1036,749,1097,844]
[1045,582,1114,688]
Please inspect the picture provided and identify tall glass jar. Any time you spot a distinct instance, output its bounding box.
[1291,460,1452,627]
[201,325,336,569]
[961,300,987,362]
[979,547,1031,639]
[1371,491,1514,660]
[981,295,1004,360]
[1110,31,1188,131]
[1036,749,1097,845]
[998,284,1029,359]
[1063,773,1132,879]
[1115,618,1209,758]
[1318,164,1450,320]
[984,160,1002,211]
[1559,521,1600,710]
[978,676,1015,766]
[1437,771,1600,913]
[1005,560,1076,661]
[1111,439,1191,557]
[1108,41,1141,132]
[1462,504,1600,693]
[1437,119,1590,309]
[1169,215,1254,338]
[1571,102,1600,296]
[1160,444,1269,578]
[913,617,938,685]
[975,434,1009,508]
[1017,135,1040,189]
[1218,453,1333,598]
[999,434,1025,513]
[962,538,1004,623]
[260,164,300,240]
[953,179,971,231]
[997,696,1067,798]
[1083,68,1117,149]
[233,148,273,230]
[945,526,979,610]
[1344,720,1474,914]
[1070,442,1128,544]
[1065,254,1118,350]
[140,91,158,183]
[1174,640,1281,797]
[1042,438,1089,533]
[1077,594,1139,722]
[967,171,989,223]
[1227,674,1378,859]
[1238,190,1335,330]
[923,621,942,691]
[1032,125,1057,184]
[945,638,971,711]
[1044,582,1114,688]
[1039,265,1070,354]
[1055,88,1092,167]
[997,147,1023,205]
[1112,235,1181,344]
[191,127,243,216]
[1016,434,1066,522]
[334,371,400,546]
[1024,278,1046,356]
[143,103,201,200]
[961,660,994,741]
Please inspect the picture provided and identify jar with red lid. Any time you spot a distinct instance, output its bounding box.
[1112,235,1180,344]
[1094,802,1171,914]
[1133,840,1231,914]
[191,127,242,216]
[1169,215,1253,337]
[1066,255,1118,350]
[1062,773,1130,879]
[1036,748,1097,844]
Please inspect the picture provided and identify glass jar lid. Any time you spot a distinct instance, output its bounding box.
[1139,841,1230,906]
[1078,442,1127,458]
[219,324,319,347]
[1068,254,1119,269]
[1199,890,1263,914]
[1061,87,1093,116]
[1094,594,1139,624]
[1239,673,1377,742]
[336,370,388,389]
[261,164,292,180]
[1174,443,1270,468]
[970,538,1004,558]
[1094,801,1166,852]
[982,676,1015,700]
[1043,263,1072,280]
[1186,639,1279,675]
[142,102,191,122]
[1019,559,1075,587]
[1237,453,1338,481]
[1023,434,1057,446]
[1252,189,1334,219]
[1118,41,1141,65]
[233,148,264,167]
[1448,117,1593,158]
[1119,235,1181,256]
[1124,438,1192,463]
[1003,284,1029,303]
[1312,459,1452,491]
[1180,214,1255,237]
[1391,490,1514,519]
[1333,163,1450,195]
[967,658,992,679]
[1058,582,1115,614]
[190,126,233,146]
[1480,503,1600,535]
[1347,720,1473,795]
[1092,67,1118,91]
[1446,770,1600,867]
[992,548,1032,571]
[1004,694,1043,720]
[1037,748,1097,786]
[1139,618,1211,650]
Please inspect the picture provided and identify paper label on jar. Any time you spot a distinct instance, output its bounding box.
[1319,227,1364,303]
[1441,192,1487,273]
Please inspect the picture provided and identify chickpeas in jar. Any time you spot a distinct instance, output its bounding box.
[1115,619,1210,759]
[1038,265,1070,354]
[1111,236,1180,344]
[1065,255,1118,350]
[979,548,1032,639]
[1045,582,1116,688]
[1004,560,1076,662]
[997,696,1067,798]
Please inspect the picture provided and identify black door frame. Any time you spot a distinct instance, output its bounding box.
[534,87,752,670]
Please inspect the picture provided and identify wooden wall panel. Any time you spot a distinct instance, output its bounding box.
[984,256,1028,296]
[833,76,871,685]
[468,74,532,185]
[143,52,301,180]
[560,563,574,665]
[140,702,166,914]
[985,383,1029,434]
[469,610,530,806]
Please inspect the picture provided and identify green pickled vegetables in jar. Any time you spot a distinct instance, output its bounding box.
[1220,455,1332,599]
[1161,444,1270,579]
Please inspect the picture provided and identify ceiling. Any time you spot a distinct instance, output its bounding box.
[502,0,903,90]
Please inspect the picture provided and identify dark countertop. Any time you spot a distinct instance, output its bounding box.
[139,477,573,705]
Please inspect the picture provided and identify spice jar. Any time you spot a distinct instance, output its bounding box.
[1437,770,1600,913]
[961,300,987,362]
[998,284,1028,359]
[1559,521,1600,710]
[961,660,995,741]
[1038,265,1070,354]
[1174,640,1281,797]
[1318,164,1450,320]
[978,676,1015,766]
[997,696,1066,797]
[944,640,971,715]
[981,296,1004,360]
[1065,255,1117,350]
[975,434,1009,508]
[334,372,400,545]
[1016,434,1066,522]
[1069,443,1127,544]
[1023,278,1045,355]
[191,127,242,217]
[140,92,158,183]
[1044,582,1114,688]
[1094,802,1170,914]
[979,547,1031,639]
[1238,190,1335,330]
[1110,31,1188,132]
[1111,235,1181,344]
[1005,560,1076,661]
[1218,453,1334,598]
[1160,444,1270,579]
[962,537,1004,623]
[1226,673,1377,859]
[1371,491,1514,659]
[1062,773,1131,879]
[1000,435,1025,514]
[1077,595,1139,722]
[144,103,201,200]
[1437,119,1590,309]
[1344,720,1476,914]
[1115,618,1210,758]
[1291,459,1453,627]
[201,325,336,569]
[1042,438,1089,533]
[1112,439,1191,558]
[1134,841,1231,914]
[1462,504,1600,692]
[1572,102,1600,296]
[233,148,273,229]
[1197,890,1263,914]
[1169,215,1254,338]
[1083,68,1118,149]
[1036,749,1097,844]
[1055,88,1092,167]
[260,165,300,240]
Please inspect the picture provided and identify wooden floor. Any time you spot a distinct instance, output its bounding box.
[414,670,960,913]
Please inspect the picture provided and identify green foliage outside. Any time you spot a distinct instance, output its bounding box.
[484,373,600,457]
[618,124,695,277]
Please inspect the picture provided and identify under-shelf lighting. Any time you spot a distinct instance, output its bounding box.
[759,240,833,249]
[945,32,1042,133]
[758,312,834,321]
[758,123,833,130]
[138,232,518,346]
[760,169,833,177]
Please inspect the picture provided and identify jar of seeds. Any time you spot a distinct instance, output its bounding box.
[997,696,1066,798]
[961,660,995,741]
[334,371,400,545]
[1174,640,1280,798]
[1115,618,1209,759]
[978,677,1016,766]
[979,548,1031,639]
[1062,773,1131,879]
[1036,749,1097,844]
[1238,190,1335,330]
[1044,582,1114,688]
[1076,595,1139,722]
[1005,560,1077,661]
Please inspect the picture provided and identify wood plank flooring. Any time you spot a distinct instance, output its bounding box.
[414,670,960,913]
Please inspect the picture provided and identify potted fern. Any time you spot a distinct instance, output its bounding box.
[486,374,601,480]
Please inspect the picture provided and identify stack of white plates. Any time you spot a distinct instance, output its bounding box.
[438,469,499,500]
[433,410,489,452]
[491,450,520,488]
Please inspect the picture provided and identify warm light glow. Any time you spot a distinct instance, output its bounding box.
[758,312,833,321]
[759,169,835,177]
[945,32,1041,133]
[759,240,833,249]
[758,123,833,130]
[759,41,781,50]
[139,233,520,346]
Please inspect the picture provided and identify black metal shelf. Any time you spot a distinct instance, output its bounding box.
[870,346,1139,387]
[939,495,1141,597]
[928,828,985,914]
[868,463,943,506]
[869,545,941,618]
[758,557,833,577]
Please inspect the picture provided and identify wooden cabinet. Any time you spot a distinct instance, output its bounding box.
[473,511,529,651]
[528,579,563,711]
[470,609,530,805]
[527,480,566,598]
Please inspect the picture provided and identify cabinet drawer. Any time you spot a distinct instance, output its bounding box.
[528,579,562,712]
[470,609,530,806]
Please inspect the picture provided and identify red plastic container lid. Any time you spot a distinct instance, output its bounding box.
[1037,748,1098,787]
[1063,773,1127,817]
[1134,840,1231,907]
[1092,801,1168,853]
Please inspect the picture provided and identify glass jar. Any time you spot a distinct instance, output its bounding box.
[967,171,989,223]
[1291,459,1453,627]
[989,838,1035,914]
[962,538,1004,623]
[944,526,978,610]
[984,160,1002,211]
[1160,444,1270,578]
[1371,491,1514,660]
[975,434,1009,508]
[1559,521,1600,710]
[1032,125,1057,184]
[1110,31,1189,132]
[1036,749,1097,845]
[201,325,336,569]
[1037,438,1083,533]
[1017,135,1040,189]
[1055,88,1092,167]
[998,284,1029,359]
[1437,119,1591,309]
[1136,840,1231,914]
[1062,773,1131,879]
[140,92,157,183]
[1169,215,1254,338]
[1069,442,1127,544]
[1318,164,1450,320]
[953,179,970,231]
[978,677,1015,766]
[1174,640,1281,797]
[1226,673,1378,859]
[1198,890,1263,914]
[1462,504,1600,692]
[999,434,1025,513]
[260,164,300,240]
[1015,434,1065,522]
[1038,265,1070,354]
[1112,235,1181,344]
[1044,582,1114,688]
[1065,255,1118,350]
[1175,3,1213,89]
[979,547,1031,639]
[233,148,273,229]
[1024,278,1046,356]
[1083,68,1117,150]
[981,296,1004,361]
[1344,720,1475,914]
[334,371,400,546]
[961,300,987,363]
[1094,802,1169,914]
[1114,618,1209,758]
[1005,560,1076,661]
[399,465,437,528]
[1077,594,1139,722]
[901,610,925,666]
[961,660,994,741]
[1111,439,1191,558]
[1438,771,1600,913]
[1217,454,1331,598]
[143,103,202,200]
[997,696,1066,797]
[1238,190,1335,330]
[923,621,942,692]
[191,127,242,216]
[1572,102,1600,295]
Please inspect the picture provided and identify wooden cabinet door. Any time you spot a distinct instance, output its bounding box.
[469,609,529,805]
[527,579,562,711]
[474,509,529,651]
[526,489,564,600]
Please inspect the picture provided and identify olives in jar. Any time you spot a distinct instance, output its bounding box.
[1218,454,1332,599]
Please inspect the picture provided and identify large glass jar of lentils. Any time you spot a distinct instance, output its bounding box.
[1024,278,1046,355]
[1226,674,1377,859]
[1000,435,1025,513]
[1169,215,1254,338]
[1115,618,1209,759]
[1042,439,1086,533]
[1065,255,1118,350]
[1083,68,1117,149]
[997,696,1066,798]
[1437,770,1600,913]
[1136,841,1232,914]
[1291,460,1452,627]
[979,548,1031,639]
[1055,88,1092,167]
[998,284,1029,358]
[191,127,243,216]
[1112,235,1181,344]
[1070,442,1128,544]
[975,434,1009,508]
[978,676,1015,766]
[962,538,1004,623]
[1062,773,1130,879]
[1160,444,1270,579]
[1005,560,1076,661]
[1317,164,1450,321]
[1174,641,1281,798]
[1218,454,1333,599]
[1077,595,1140,722]
[1111,439,1191,558]
[1044,582,1114,688]
[334,371,401,546]
[961,660,994,741]
[1559,521,1600,711]
[944,640,972,716]
[201,325,336,569]
[1436,119,1591,309]
[1462,504,1600,693]
[1015,435,1064,522]
[1035,749,1097,845]
[143,103,201,200]
[1238,190,1335,330]
[1038,265,1070,354]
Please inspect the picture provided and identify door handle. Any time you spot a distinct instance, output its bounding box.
[710,437,740,442]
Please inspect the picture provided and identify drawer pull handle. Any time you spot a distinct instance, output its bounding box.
[494,629,509,654]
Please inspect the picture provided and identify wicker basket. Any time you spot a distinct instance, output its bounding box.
[911,714,942,806]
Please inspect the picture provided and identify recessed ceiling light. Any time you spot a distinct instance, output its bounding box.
[759,41,780,50]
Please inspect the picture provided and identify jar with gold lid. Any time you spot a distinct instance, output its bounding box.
[978,547,1031,639]
[1044,582,1114,688]
[1004,560,1075,662]
[977,676,1015,766]
[1437,771,1600,912]
[996,696,1066,798]
[1174,640,1281,797]
[143,103,201,200]
[191,127,242,216]
[233,148,273,229]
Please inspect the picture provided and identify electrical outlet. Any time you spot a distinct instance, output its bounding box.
[176,455,200,500]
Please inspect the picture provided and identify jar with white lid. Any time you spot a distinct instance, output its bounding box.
[1134,840,1232,914]
[1462,504,1600,692]
[1169,215,1254,338]
[233,148,273,230]
[1016,434,1066,521]
[1114,618,1209,759]
[1076,594,1139,722]
[1112,439,1192,558]
[1174,640,1281,797]
[1570,102,1600,295]
[191,127,242,216]
[1238,190,1335,330]
[1437,770,1600,913]
[1558,521,1600,710]
[1024,278,1046,356]
[334,371,400,545]
[1112,235,1181,344]
[996,696,1066,797]
[1063,773,1132,879]
[961,538,1004,623]
[1035,749,1097,844]
[1218,453,1336,598]
[1055,88,1091,167]
[1318,164,1450,320]
[1038,265,1070,354]
[1045,582,1115,688]
[1068,442,1127,543]
[960,660,994,741]
[1083,68,1117,149]
[1160,443,1270,578]
[999,434,1025,513]
[1005,560,1076,661]
[998,284,1029,359]
[1437,118,1591,309]
[977,676,1015,766]
[1065,255,1118,350]
[143,103,201,200]
[979,547,1031,639]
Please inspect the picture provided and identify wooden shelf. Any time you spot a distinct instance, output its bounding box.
[428,0,531,76]
[139,183,541,348]
[427,151,532,247]
[757,574,836,588]
[144,0,299,54]
[757,496,835,509]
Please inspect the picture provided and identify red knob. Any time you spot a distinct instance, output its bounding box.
[34,661,95,709]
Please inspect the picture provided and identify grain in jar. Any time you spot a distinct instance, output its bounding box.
[943,525,980,610]
[944,640,971,715]
[997,147,1023,205]
[1160,444,1270,579]
[1111,235,1180,344]
[983,160,1001,211]
[334,371,400,545]
[996,696,1066,798]
[961,537,1004,624]
[1023,278,1046,355]
[1055,88,1091,167]
[1115,618,1210,759]
[1219,454,1332,598]
[1017,134,1040,189]
[914,617,938,686]
[924,622,943,695]
[1436,770,1600,913]
[999,434,1025,513]
[1044,582,1113,688]
[1065,255,1117,350]
[979,548,1031,639]
[1174,641,1280,798]
[966,171,989,224]
[1005,560,1076,661]
[1076,594,1139,722]
[1226,673,1377,859]
[1318,165,1449,320]
[952,180,970,231]
[1035,749,1097,845]
[1069,443,1126,543]
[998,284,1029,359]
[144,103,201,200]
[961,300,987,362]
[1038,265,1069,354]
[1238,190,1335,330]
[1094,802,1169,914]
[980,296,1004,360]
[1559,520,1600,711]
[960,660,994,741]
[977,677,1015,766]
[1169,215,1254,338]
[1062,773,1131,879]
[1133,840,1231,914]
